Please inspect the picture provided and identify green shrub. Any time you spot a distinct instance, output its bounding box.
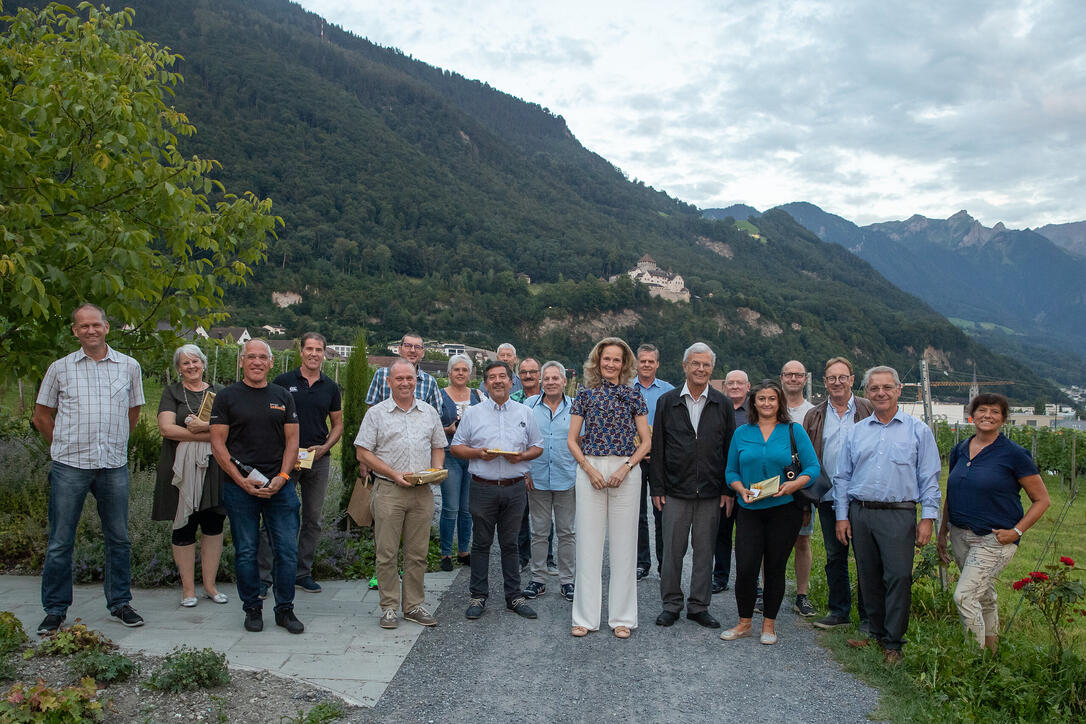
[70,650,137,684]
[0,676,103,722]
[127,416,162,471]
[281,699,346,724]
[146,646,230,692]
[31,624,115,657]
[0,612,29,656]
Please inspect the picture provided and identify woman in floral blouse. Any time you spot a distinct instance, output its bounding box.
[567,337,652,638]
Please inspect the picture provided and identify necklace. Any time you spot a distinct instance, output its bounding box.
[181,382,209,418]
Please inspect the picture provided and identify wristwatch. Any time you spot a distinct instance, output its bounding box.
[624,460,634,469]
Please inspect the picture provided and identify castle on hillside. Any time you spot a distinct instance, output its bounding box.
[611,254,690,303]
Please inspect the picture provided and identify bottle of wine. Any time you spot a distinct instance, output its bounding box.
[231,457,269,486]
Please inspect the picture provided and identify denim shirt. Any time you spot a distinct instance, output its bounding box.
[524,394,577,491]
[439,387,481,447]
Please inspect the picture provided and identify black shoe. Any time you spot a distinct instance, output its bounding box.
[440,557,454,572]
[258,582,270,599]
[110,604,144,628]
[275,609,304,634]
[244,610,263,632]
[636,566,649,581]
[37,613,65,636]
[813,614,851,630]
[295,576,321,594]
[561,583,575,602]
[711,581,728,594]
[687,611,721,629]
[656,610,679,627]
[466,597,486,620]
[457,554,470,566]
[793,594,816,617]
[506,597,538,619]
[523,581,546,599]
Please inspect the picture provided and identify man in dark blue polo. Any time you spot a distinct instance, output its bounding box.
[259,332,343,595]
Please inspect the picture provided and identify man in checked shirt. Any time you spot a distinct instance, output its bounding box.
[33,304,146,635]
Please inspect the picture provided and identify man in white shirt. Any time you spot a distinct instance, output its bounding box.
[781,360,816,617]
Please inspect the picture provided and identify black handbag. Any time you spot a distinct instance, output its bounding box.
[787,423,832,505]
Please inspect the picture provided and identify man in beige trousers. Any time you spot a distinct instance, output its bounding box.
[355,359,447,629]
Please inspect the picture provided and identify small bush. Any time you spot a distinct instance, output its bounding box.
[127,416,161,471]
[70,649,137,684]
[281,699,346,723]
[0,612,29,656]
[146,646,230,692]
[0,676,104,722]
[31,623,115,657]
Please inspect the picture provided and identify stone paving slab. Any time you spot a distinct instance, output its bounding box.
[3,571,458,707]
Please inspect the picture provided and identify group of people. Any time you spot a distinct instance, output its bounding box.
[32,306,1050,662]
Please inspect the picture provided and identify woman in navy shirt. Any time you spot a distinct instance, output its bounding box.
[720,379,819,645]
[567,337,651,639]
[937,393,1049,651]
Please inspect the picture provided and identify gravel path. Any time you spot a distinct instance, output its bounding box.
[371,548,880,722]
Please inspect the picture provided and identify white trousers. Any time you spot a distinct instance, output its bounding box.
[572,455,640,630]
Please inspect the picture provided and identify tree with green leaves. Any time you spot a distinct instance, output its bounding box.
[0,2,281,382]
[339,330,373,513]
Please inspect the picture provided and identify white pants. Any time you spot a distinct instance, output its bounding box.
[572,455,640,630]
[949,524,1017,644]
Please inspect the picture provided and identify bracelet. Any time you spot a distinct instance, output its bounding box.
[275,472,290,481]
[1013,526,1023,537]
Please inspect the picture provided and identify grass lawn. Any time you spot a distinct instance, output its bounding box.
[797,469,1085,722]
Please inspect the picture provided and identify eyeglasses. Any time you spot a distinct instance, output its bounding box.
[867,385,898,394]
[781,372,805,378]
[824,375,853,384]
[400,343,423,351]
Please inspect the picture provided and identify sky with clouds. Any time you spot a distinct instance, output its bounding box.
[296,0,1084,228]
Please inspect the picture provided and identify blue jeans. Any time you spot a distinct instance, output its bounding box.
[439,455,472,556]
[42,462,132,615]
[223,480,300,613]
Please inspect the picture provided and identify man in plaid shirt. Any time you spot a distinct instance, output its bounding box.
[32,304,146,634]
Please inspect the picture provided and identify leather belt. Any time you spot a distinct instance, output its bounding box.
[472,475,525,487]
[853,500,916,510]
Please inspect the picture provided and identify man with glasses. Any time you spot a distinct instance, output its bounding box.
[781,360,816,618]
[834,366,940,664]
[713,369,750,593]
[365,332,441,411]
[211,340,304,634]
[511,358,549,569]
[802,357,872,630]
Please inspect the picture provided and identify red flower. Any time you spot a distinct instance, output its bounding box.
[1013,579,1029,590]
[1060,556,1075,567]
[1030,571,1050,581]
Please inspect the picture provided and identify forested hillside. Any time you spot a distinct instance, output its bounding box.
[88,0,1061,397]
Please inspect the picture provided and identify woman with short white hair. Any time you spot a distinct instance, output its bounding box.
[438,354,482,571]
[153,344,228,607]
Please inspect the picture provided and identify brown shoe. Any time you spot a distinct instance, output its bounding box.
[846,638,871,648]
[403,606,437,627]
[883,649,902,665]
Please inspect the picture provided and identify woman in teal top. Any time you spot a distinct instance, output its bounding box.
[720,379,819,645]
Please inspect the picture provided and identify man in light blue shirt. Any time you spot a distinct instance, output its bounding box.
[522,361,578,602]
[633,343,674,579]
[451,361,543,621]
[833,365,940,663]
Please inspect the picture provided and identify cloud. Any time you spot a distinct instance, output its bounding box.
[298,0,1086,227]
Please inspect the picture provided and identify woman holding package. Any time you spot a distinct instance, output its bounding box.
[153,344,228,607]
[438,354,482,571]
[567,337,651,639]
[937,393,1049,652]
[720,379,819,645]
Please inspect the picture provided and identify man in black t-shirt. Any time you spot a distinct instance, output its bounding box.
[210,339,304,634]
[260,332,343,595]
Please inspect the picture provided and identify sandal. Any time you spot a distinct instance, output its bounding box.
[613,626,631,639]
[571,626,589,637]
